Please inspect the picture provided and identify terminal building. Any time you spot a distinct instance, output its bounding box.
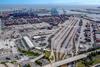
[21,36,35,50]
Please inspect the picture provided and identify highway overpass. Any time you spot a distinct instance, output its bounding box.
[43,53,87,67]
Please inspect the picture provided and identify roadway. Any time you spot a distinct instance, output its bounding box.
[17,54,44,63]
[30,54,44,62]
[43,49,100,67]
[43,53,87,67]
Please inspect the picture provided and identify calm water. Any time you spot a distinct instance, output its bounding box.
[0,5,99,11]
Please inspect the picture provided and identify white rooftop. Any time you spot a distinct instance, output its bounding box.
[23,36,34,48]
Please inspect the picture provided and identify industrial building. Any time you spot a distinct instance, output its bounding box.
[21,36,35,50]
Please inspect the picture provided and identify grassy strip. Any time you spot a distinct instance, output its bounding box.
[77,51,100,67]
[18,48,40,56]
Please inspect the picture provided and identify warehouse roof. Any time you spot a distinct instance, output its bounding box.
[23,36,34,48]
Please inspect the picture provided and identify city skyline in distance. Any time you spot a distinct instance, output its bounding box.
[0,0,100,5]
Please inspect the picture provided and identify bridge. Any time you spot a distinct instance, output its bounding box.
[43,49,100,67]
[43,53,88,67]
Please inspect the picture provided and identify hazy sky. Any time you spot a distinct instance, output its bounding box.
[0,0,100,5]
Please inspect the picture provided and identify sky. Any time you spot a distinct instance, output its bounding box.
[0,0,100,5]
